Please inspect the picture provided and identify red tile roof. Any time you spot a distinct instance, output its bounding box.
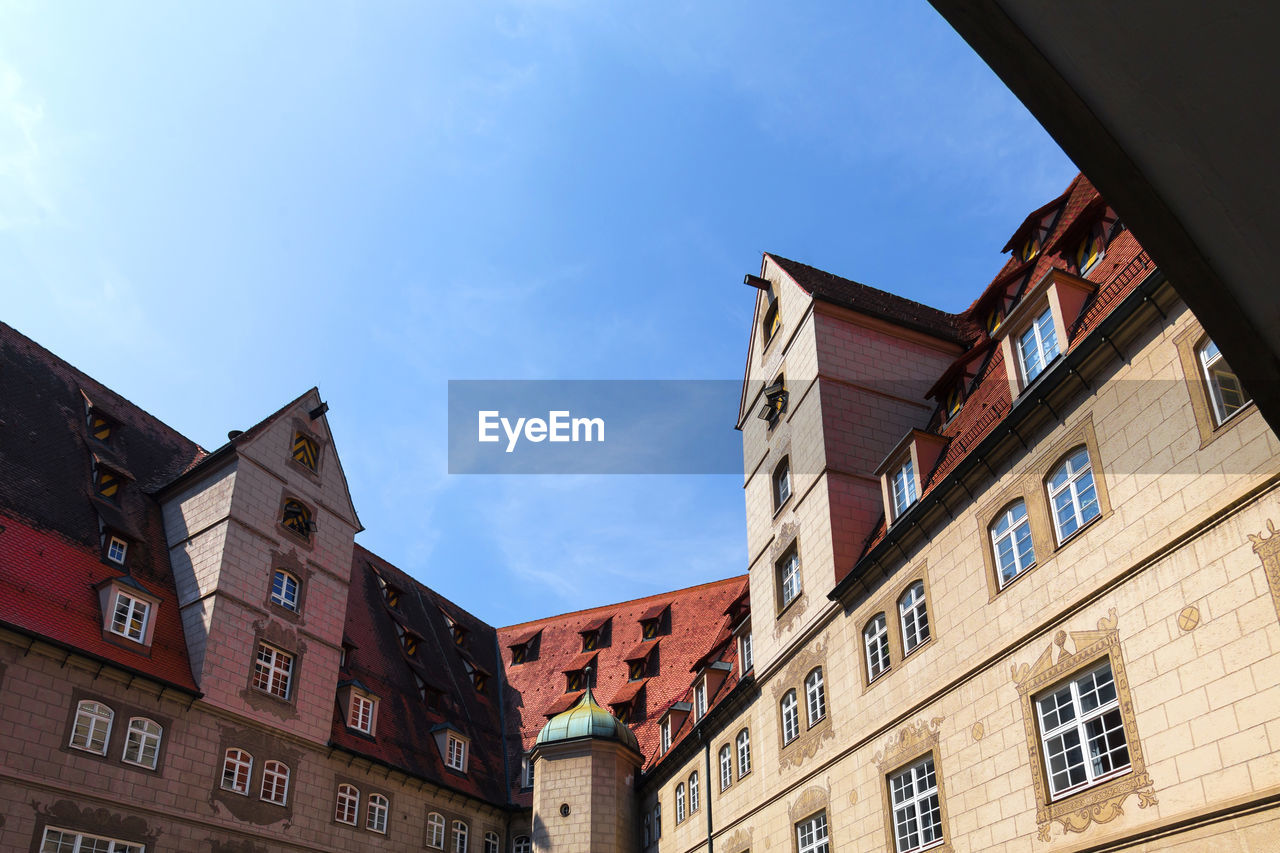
[499,576,748,772]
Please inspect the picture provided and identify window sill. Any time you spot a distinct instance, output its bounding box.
[1052,511,1103,551]
[901,634,933,661]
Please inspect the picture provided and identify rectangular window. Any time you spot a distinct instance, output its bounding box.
[349,694,375,734]
[660,718,671,753]
[890,755,943,853]
[221,749,252,795]
[110,592,149,643]
[891,458,917,519]
[738,629,753,674]
[864,614,890,681]
[446,734,467,771]
[260,760,290,805]
[781,690,799,744]
[1199,339,1251,424]
[252,643,294,700]
[106,536,128,565]
[122,718,162,770]
[773,457,792,509]
[694,679,707,721]
[1017,306,1060,383]
[1036,661,1130,798]
[70,700,113,754]
[796,812,829,853]
[271,569,300,611]
[778,548,802,609]
[41,828,144,853]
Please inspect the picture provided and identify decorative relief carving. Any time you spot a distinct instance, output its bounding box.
[773,642,833,769]
[1249,519,1280,622]
[873,717,943,772]
[771,523,799,562]
[773,592,808,638]
[772,641,826,700]
[1010,610,1157,842]
[722,827,752,853]
[33,800,156,845]
[971,722,984,742]
[788,784,830,822]
[1176,605,1200,632]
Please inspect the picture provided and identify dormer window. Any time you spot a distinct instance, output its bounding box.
[629,660,646,681]
[509,629,541,665]
[106,535,128,565]
[1017,306,1060,384]
[87,410,116,442]
[890,458,917,519]
[642,619,659,640]
[345,688,378,735]
[434,729,469,772]
[772,456,792,510]
[462,659,488,693]
[94,463,122,501]
[281,499,313,540]
[395,623,420,657]
[693,678,707,721]
[291,432,319,471]
[660,717,672,753]
[1075,229,1105,275]
[986,305,1004,335]
[944,386,964,420]
[99,579,159,647]
[1019,234,1039,262]
[443,614,468,646]
[376,574,400,608]
[512,645,528,664]
[638,603,670,639]
[994,268,1095,396]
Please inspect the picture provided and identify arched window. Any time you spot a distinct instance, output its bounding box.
[773,456,792,509]
[804,668,826,726]
[781,689,799,744]
[271,569,300,611]
[221,749,253,795]
[426,813,446,849]
[719,744,733,790]
[736,728,751,777]
[1199,338,1251,424]
[260,760,289,805]
[292,432,319,471]
[366,793,389,834]
[70,700,113,754]
[335,783,359,825]
[122,717,162,769]
[991,499,1036,587]
[688,771,700,813]
[453,820,469,853]
[763,296,780,343]
[1047,447,1100,542]
[281,499,312,539]
[675,782,686,822]
[513,837,532,853]
[484,831,500,853]
[898,582,930,653]
[864,614,890,681]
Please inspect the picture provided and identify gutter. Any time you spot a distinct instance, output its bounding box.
[830,266,1169,604]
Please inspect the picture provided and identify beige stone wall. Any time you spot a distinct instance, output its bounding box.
[656,293,1280,853]
[0,633,510,853]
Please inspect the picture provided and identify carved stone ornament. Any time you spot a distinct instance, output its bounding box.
[1010,609,1157,842]
[773,642,835,770]
[33,799,157,845]
[770,523,799,562]
[1176,605,1200,632]
[722,826,753,853]
[971,722,984,742]
[1249,519,1280,622]
[873,716,943,772]
[788,784,830,823]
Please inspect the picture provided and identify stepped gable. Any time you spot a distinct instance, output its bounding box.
[858,173,1153,555]
[499,575,748,777]
[0,322,202,692]
[335,545,509,803]
[768,254,982,346]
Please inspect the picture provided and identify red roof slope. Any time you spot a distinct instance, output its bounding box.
[499,576,748,775]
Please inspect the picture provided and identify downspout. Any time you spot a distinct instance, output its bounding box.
[701,727,714,853]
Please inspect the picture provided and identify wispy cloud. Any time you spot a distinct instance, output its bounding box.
[0,62,54,229]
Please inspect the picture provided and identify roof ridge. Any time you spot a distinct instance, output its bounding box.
[498,573,749,632]
[766,253,960,319]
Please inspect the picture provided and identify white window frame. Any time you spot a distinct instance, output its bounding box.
[336,783,360,825]
[260,760,290,806]
[736,728,751,777]
[1017,306,1060,384]
[271,569,300,611]
[688,771,700,813]
[122,717,162,770]
[1199,338,1251,425]
[221,748,252,795]
[898,582,930,654]
[521,753,535,789]
[738,628,753,674]
[991,500,1036,587]
[514,836,532,853]
[446,733,467,771]
[773,456,792,509]
[40,827,144,853]
[349,692,376,734]
[865,613,890,682]
[484,831,499,853]
[694,678,707,721]
[453,820,469,853]
[781,689,799,744]
[675,782,686,822]
[1036,660,1131,799]
[804,667,826,726]
[660,718,671,753]
[778,548,801,609]
[426,812,446,848]
[106,535,128,565]
[110,591,150,643]
[70,700,113,755]
[252,642,294,700]
[1047,447,1100,543]
[366,793,389,834]
[891,457,918,519]
[890,755,944,853]
[796,812,830,853]
[719,744,733,790]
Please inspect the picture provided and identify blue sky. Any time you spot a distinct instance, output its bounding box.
[1,2,1076,626]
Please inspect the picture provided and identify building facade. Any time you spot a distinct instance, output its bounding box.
[1,173,1277,853]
